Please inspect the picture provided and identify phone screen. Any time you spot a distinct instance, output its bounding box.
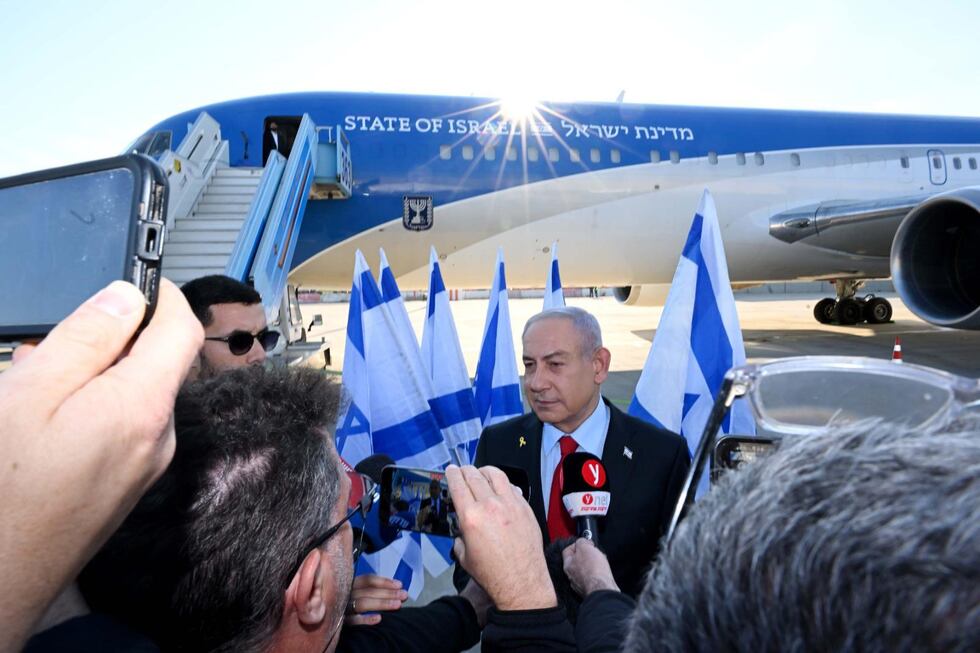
[713,436,779,477]
[0,159,158,338]
[380,466,458,537]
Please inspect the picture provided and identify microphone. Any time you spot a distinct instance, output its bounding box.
[560,452,610,544]
[351,454,397,554]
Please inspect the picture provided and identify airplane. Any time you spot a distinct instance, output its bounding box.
[129,91,980,331]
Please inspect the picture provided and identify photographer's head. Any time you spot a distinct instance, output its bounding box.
[625,421,980,653]
[180,275,276,380]
[79,366,352,653]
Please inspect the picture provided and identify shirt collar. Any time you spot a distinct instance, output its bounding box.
[542,397,608,456]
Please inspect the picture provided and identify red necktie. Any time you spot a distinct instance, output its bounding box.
[547,435,579,541]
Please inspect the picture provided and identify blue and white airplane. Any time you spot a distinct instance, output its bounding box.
[132,92,980,329]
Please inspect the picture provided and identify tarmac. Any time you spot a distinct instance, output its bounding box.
[302,293,980,410]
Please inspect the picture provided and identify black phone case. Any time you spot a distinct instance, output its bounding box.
[0,153,168,341]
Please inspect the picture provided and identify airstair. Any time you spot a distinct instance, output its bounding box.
[151,111,352,363]
[162,166,262,285]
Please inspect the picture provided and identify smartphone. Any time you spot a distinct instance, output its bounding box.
[380,466,459,537]
[0,154,168,342]
[712,435,780,480]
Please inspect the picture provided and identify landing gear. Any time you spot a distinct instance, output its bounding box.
[813,280,893,326]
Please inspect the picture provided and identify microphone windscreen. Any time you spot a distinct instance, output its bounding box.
[355,454,396,483]
[561,452,611,518]
[499,465,531,500]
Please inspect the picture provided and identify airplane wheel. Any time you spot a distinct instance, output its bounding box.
[836,298,862,325]
[865,297,893,324]
[813,298,836,324]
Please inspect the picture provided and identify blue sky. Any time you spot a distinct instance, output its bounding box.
[2,0,979,177]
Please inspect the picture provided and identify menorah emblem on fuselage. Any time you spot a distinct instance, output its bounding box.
[402,195,433,231]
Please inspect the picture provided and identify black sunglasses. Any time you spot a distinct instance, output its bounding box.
[205,328,279,356]
[293,477,378,576]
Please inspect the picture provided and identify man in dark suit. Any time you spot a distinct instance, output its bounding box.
[262,121,284,163]
[471,306,689,597]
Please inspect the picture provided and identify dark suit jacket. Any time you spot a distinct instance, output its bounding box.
[470,398,689,597]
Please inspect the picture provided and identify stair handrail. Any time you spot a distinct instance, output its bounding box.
[224,151,287,282]
[156,112,227,230]
[250,114,319,326]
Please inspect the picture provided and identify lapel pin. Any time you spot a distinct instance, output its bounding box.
[623,446,633,460]
[519,436,527,448]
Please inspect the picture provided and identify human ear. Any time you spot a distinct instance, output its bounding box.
[293,548,327,626]
[593,347,611,383]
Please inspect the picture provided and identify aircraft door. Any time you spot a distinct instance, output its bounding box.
[927,149,947,185]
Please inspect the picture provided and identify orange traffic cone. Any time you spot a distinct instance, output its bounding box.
[891,337,903,364]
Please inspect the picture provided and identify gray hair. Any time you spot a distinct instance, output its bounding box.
[523,306,603,354]
[80,366,345,653]
[625,420,980,653]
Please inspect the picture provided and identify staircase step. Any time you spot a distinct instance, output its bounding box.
[198,198,253,209]
[167,230,241,243]
[208,177,263,187]
[175,219,245,231]
[214,167,263,177]
[163,269,227,286]
[164,241,236,256]
[192,207,249,217]
[164,254,232,268]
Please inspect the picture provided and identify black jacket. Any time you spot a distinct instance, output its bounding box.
[467,399,689,598]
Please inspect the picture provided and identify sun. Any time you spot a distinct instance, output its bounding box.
[498,94,540,124]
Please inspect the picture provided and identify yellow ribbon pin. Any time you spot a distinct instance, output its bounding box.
[519,436,527,448]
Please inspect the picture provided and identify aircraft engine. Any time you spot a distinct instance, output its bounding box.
[612,284,672,306]
[891,187,980,329]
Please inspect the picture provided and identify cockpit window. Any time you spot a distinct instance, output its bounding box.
[130,131,173,159]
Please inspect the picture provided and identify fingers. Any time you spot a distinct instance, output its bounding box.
[445,465,472,513]
[479,465,514,497]
[345,613,382,626]
[452,537,466,565]
[460,465,494,501]
[10,344,36,365]
[61,280,203,442]
[352,574,403,591]
[348,593,407,613]
[5,281,148,414]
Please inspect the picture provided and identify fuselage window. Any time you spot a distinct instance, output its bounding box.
[528,147,539,162]
[650,150,661,163]
[590,148,601,163]
[932,156,942,170]
[736,152,746,166]
[669,150,680,164]
[754,152,765,166]
[462,145,474,161]
[548,147,559,162]
[507,146,518,161]
[708,151,718,165]
[952,156,962,170]
[970,157,978,170]
[791,153,801,167]
[610,149,621,164]
[900,156,910,168]
[570,148,581,162]
[440,145,452,160]
[484,146,496,161]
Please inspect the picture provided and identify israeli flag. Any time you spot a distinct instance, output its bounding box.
[421,247,482,465]
[378,248,420,351]
[629,190,755,487]
[335,252,374,466]
[473,249,524,435]
[543,241,566,310]
[358,531,425,599]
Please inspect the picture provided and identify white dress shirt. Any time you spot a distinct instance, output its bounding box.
[540,397,610,518]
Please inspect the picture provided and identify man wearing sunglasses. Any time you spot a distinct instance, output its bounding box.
[71,366,487,653]
[180,274,279,381]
